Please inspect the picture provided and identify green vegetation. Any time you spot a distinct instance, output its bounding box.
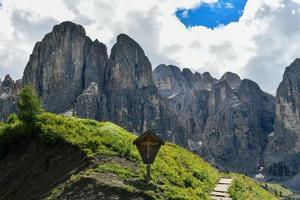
[0,111,279,199]
[92,163,133,179]
[261,182,294,198]
[229,175,278,200]
[16,84,43,124]
[0,113,220,199]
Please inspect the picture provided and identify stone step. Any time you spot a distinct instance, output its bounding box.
[211,191,231,197]
[211,196,232,200]
[214,184,231,192]
[219,178,233,184]
[210,178,233,200]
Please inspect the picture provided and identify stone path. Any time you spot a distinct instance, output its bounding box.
[210,178,233,200]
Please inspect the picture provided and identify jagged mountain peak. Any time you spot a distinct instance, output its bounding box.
[281,58,300,82]
[23,20,103,113]
[221,71,241,89]
[117,33,140,46]
[238,79,261,93]
[221,71,240,79]
[2,74,13,87]
[108,33,154,89]
[52,21,86,36]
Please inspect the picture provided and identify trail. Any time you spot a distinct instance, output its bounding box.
[210,178,233,200]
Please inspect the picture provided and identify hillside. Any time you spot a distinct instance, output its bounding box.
[0,113,280,200]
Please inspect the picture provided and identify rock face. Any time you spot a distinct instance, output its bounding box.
[75,82,99,119]
[265,59,300,191]
[102,35,187,145]
[220,72,242,89]
[153,65,276,175]
[153,65,214,144]
[22,21,187,146]
[23,22,108,113]
[200,79,275,174]
[0,75,21,121]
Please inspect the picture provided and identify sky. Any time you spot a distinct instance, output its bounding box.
[0,0,300,94]
[176,0,248,29]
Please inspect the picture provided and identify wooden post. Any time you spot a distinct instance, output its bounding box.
[133,130,165,184]
[145,163,151,183]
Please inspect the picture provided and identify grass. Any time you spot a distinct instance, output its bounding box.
[229,175,278,200]
[260,182,294,197]
[0,112,280,200]
[91,163,133,179]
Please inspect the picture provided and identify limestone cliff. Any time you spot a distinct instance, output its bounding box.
[265,59,300,191]
[22,21,188,146]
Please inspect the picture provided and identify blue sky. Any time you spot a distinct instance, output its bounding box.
[176,0,248,29]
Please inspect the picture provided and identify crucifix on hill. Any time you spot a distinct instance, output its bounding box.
[133,130,165,183]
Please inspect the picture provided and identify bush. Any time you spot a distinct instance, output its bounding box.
[16,84,43,124]
[193,170,209,182]
[7,113,18,124]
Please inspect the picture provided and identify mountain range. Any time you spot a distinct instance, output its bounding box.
[1,21,300,191]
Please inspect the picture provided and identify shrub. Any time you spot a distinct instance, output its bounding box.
[193,170,209,182]
[16,84,43,124]
[7,113,18,124]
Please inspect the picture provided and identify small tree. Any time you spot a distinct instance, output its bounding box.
[17,84,43,124]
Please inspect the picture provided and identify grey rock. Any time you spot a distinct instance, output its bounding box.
[84,39,108,89]
[0,75,21,121]
[75,82,99,119]
[23,21,99,113]
[154,64,276,175]
[106,34,154,90]
[200,79,275,174]
[265,59,300,191]
[104,34,188,146]
[153,64,188,97]
[221,72,242,89]
[22,22,188,146]
[153,65,213,142]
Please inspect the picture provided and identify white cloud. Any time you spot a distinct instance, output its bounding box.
[225,2,234,9]
[0,0,299,94]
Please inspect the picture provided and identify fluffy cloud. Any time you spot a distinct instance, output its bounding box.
[0,0,299,93]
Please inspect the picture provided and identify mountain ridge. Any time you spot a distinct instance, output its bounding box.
[0,21,300,191]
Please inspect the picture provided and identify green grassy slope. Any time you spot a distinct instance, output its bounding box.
[229,175,278,200]
[0,113,280,200]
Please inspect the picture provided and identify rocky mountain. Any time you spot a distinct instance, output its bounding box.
[153,65,276,175]
[0,75,22,121]
[2,21,300,190]
[22,21,187,146]
[265,59,300,191]
[200,79,275,174]
[23,22,107,113]
[153,65,214,143]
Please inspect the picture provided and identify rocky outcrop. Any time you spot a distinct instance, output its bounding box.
[75,82,99,119]
[22,21,187,146]
[265,59,300,191]
[200,79,275,174]
[0,75,21,121]
[106,34,154,90]
[154,66,276,175]
[153,65,213,144]
[23,21,107,113]
[103,35,188,145]
[221,72,242,89]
